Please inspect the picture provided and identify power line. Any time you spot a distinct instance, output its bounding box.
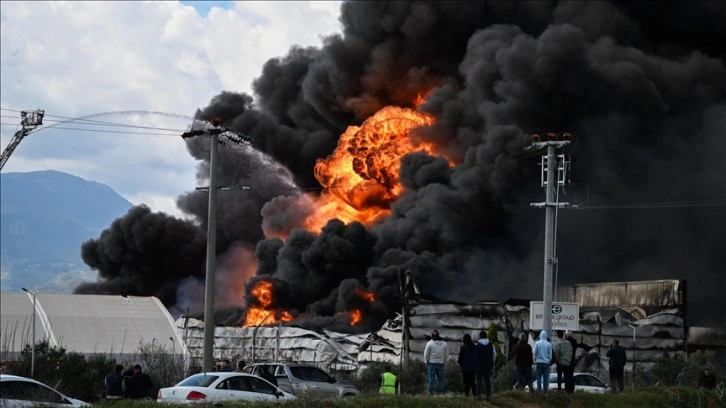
[1,122,181,136]
[573,199,726,210]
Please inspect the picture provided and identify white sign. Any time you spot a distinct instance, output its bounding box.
[529,301,580,331]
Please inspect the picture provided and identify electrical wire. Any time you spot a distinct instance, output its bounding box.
[1,108,193,134]
[573,199,726,210]
[5,108,724,208]
[3,124,183,137]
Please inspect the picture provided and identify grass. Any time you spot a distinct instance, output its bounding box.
[96,387,725,408]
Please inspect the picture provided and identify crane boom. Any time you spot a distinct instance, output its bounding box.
[0,109,44,171]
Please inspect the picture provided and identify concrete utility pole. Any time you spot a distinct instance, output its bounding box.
[528,132,571,336]
[0,109,45,171]
[181,119,252,372]
[202,127,219,373]
[182,120,223,372]
[21,288,37,378]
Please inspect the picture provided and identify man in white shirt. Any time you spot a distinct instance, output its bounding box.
[424,329,448,394]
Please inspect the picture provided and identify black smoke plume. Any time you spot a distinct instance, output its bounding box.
[77,1,726,329]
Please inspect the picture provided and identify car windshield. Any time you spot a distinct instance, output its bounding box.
[177,374,219,387]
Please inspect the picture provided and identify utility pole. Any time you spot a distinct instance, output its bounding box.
[181,119,252,372]
[182,119,223,372]
[21,288,37,378]
[0,109,45,171]
[528,132,571,336]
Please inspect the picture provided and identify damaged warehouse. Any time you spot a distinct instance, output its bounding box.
[177,275,724,377]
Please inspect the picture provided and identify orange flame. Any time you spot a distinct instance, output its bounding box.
[306,106,443,232]
[350,309,363,326]
[356,288,375,303]
[243,280,293,327]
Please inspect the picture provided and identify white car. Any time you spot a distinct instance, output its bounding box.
[157,372,296,404]
[0,374,89,407]
[515,372,610,393]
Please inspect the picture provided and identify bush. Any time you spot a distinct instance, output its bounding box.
[356,359,451,395]
[10,339,187,403]
[355,361,388,393]
[14,340,116,403]
[493,359,516,393]
[637,350,723,389]
[444,359,464,394]
[123,340,187,396]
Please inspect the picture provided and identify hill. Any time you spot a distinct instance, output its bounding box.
[0,170,133,292]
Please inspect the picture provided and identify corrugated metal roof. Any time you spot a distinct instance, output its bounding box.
[558,279,685,309]
[0,292,188,359]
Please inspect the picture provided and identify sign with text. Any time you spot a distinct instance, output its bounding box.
[529,301,580,331]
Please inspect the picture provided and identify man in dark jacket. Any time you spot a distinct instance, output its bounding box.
[260,365,278,388]
[606,339,627,393]
[553,330,573,394]
[122,364,135,393]
[475,330,496,400]
[699,368,717,389]
[126,364,153,399]
[104,364,124,400]
[565,331,578,393]
[510,333,534,392]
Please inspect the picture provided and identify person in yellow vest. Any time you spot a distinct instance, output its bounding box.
[379,365,398,395]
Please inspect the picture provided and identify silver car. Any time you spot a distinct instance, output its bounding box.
[246,363,359,398]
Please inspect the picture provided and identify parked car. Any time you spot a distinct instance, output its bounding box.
[0,374,89,407]
[157,372,295,404]
[514,372,610,393]
[245,363,359,398]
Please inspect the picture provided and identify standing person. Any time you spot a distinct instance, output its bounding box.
[122,364,135,394]
[260,365,278,387]
[511,333,534,392]
[235,360,247,372]
[699,368,717,389]
[553,330,573,394]
[378,365,398,395]
[423,329,447,394]
[475,330,496,400]
[104,364,124,400]
[533,331,553,395]
[457,333,477,397]
[565,331,577,393]
[220,359,233,372]
[606,339,627,393]
[126,364,153,400]
[676,366,692,387]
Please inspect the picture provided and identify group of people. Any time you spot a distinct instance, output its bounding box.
[428,328,626,398]
[676,366,719,389]
[511,330,579,395]
[104,363,153,400]
[422,329,496,399]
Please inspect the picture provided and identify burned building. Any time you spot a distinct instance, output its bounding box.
[179,275,723,377]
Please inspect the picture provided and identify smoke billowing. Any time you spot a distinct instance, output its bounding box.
[77,1,726,329]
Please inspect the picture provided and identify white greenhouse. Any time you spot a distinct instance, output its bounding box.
[0,292,189,366]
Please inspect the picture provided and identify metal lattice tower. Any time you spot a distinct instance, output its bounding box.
[0,109,45,171]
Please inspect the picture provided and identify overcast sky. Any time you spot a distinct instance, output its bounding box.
[0,1,343,217]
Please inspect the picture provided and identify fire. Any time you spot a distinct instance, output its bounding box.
[243,280,293,327]
[346,288,375,326]
[306,106,443,231]
[350,309,363,326]
[252,281,274,308]
[356,288,375,303]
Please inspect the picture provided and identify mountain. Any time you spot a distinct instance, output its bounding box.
[0,170,133,292]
